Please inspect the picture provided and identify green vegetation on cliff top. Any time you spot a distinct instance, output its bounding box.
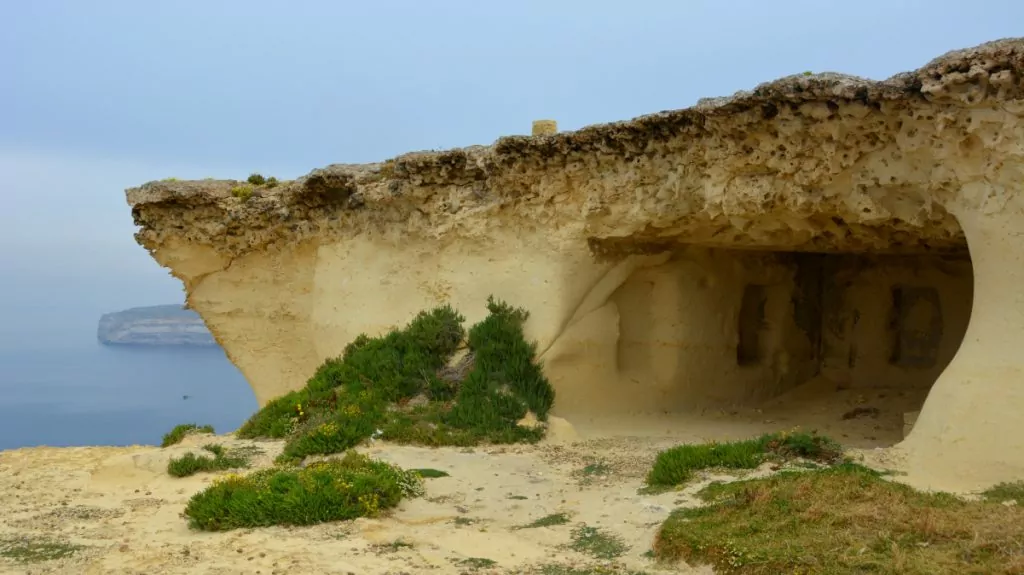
[237,297,555,463]
[172,298,552,532]
[645,429,843,490]
[652,462,1024,574]
[183,451,423,531]
[161,423,215,447]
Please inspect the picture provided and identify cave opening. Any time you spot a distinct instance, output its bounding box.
[607,243,974,446]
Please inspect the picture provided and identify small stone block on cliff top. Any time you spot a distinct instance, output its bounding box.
[531,119,557,136]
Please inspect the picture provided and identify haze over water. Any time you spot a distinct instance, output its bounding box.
[0,343,257,451]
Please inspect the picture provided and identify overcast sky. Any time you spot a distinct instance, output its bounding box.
[1,0,1020,347]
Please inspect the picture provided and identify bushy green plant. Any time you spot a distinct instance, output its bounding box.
[230,184,254,201]
[167,444,250,478]
[246,173,266,185]
[646,430,843,488]
[182,451,423,531]
[443,298,553,429]
[161,423,215,447]
[237,298,555,463]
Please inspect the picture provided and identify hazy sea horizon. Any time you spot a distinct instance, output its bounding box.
[0,342,258,451]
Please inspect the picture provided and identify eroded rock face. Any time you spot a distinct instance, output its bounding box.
[128,38,1024,491]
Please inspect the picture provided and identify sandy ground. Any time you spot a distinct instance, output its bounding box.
[0,384,921,575]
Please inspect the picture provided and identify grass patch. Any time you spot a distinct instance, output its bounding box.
[457,557,497,570]
[0,536,84,563]
[182,451,423,531]
[372,538,414,553]
[167,444,251,477]
[582,461,612,477]
[237,297,555,464]
[535,566,650,575]
[411,468,450,478]
[515,512,571,530]
[654,463,1024,574]
[230,184,254,201]
[161,423,215,447]
[569,525,628,560]
[579,460,612,486]
[645,429,842,489]
[982,480,1024,503]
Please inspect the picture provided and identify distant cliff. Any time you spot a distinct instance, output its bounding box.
[97,304,217,346]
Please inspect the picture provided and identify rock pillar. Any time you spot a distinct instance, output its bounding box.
[899,204,1024,491]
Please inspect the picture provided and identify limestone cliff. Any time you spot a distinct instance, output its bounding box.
[127,38,1024,492]
[97,304,216,346]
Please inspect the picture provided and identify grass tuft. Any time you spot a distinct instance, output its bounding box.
[982,480,1024,503]
[569,525,628,560]
[536,566,650,575]
[0,536,84,563]
[161,423,215,447]
[646,429,842,489]
[457,556,497,570]
[237,298,555,463]
[372,538,414,553]
[167,444,251,477]
[515,512,571,530]
[654,463,1024,574]
[411,468,450,478]
[182,451,423,531]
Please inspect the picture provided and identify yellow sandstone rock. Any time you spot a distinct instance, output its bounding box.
[127,38,1024,492]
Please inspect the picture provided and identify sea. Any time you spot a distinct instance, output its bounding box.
[0,343,258,451]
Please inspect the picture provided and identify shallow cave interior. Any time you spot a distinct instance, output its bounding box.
[596,224,973,446]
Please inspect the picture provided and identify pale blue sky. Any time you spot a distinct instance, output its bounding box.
[1,0,1020,347]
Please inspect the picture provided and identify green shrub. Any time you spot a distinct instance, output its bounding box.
[646,430,842,488]
[982,480,1024,503]
[230,184,254,201]
[237,298,555,463]
[167,444,250,478]
[246,173,266,185]
[265,176,279,188]
[182,451,423,531]
[161,423,215,447]
[443,298,554,431]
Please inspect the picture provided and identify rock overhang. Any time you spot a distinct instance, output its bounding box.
[128,38,1024,262]
[122,37,1024,493]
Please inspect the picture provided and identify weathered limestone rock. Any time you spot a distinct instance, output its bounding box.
[127,38,1024,492]
[903,410,920,439]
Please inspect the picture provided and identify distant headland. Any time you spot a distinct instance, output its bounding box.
[97,304,217,346]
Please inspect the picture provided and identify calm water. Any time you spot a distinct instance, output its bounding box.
[0,344,258,450]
